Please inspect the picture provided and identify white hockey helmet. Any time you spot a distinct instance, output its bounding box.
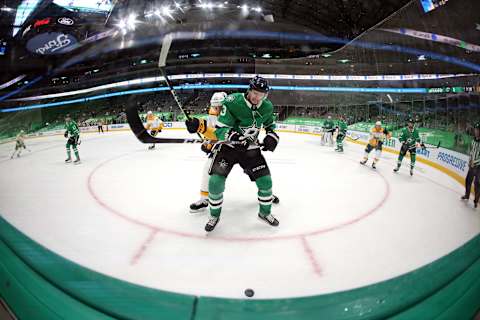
[147,111,153,115]
[375,121,382,126]
[210,92,227,107]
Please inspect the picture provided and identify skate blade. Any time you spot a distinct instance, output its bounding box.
[189,207,207,213]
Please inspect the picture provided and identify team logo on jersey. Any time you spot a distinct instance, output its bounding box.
[225,95,235,102]
[219,159,229,168]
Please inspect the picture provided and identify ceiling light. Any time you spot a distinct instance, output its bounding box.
[127,13,137,27]
[161,6,172,15]
[253,7,262,12]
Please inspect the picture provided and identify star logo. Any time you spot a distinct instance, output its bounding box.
[219,159,229,168]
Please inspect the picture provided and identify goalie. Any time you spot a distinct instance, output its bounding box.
[145,111,164,150]
[321,116,335,147]
[360,121,391,169]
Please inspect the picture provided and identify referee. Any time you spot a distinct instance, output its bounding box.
[461,123,480,208]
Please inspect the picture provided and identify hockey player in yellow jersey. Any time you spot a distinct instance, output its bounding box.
[360,121,391,169]
[189,92,227,212]
[145,111,164,150]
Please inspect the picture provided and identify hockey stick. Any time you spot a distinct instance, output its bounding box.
[422,141,441,149]
[346,132,360,141]
[125,104,202,144]
[158,34,203,141]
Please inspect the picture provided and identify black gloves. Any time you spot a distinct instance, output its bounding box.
[262,131,279,152]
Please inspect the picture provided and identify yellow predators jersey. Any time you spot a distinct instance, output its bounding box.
[368,127,391,147]
[146,115,163,131]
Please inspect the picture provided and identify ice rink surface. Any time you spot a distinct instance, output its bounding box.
[0,129,479,299]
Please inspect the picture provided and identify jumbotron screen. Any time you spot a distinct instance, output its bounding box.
[53,0,114,13]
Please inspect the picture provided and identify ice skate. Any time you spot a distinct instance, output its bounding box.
[360,159,367,165]
[410,168,414,176]
[258,213,279,227]
[205,215,220,232]
[372,162,376,169]
[393,166,400,173]
[65,157,72,163]
[74,158,81,165]
[190,199,208,212]
[272,195,280,204]
[461,195,469,200]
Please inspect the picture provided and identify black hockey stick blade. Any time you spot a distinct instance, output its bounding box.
[126,104,201,144]
[422,141,441,150]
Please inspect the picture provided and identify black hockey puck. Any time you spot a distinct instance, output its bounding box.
[244,288,254,297]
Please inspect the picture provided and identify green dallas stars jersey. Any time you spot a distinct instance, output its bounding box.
[323,119,335,130]
[215,93,275,143]
[65,120,80,137]
[399,127,420,148]
[336,120,348,133]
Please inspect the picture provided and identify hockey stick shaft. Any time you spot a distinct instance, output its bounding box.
[158,34,203,140]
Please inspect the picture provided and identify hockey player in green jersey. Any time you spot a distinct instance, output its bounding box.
[64,115,81,164]
[322,116,335,146]
[185,76,280,232]
[393,119,423,176]
[334,117,348,152]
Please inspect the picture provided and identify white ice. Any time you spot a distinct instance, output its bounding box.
[0,129,479,299]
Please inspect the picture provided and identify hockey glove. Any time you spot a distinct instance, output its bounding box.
[201,142,213,154]
[185,118,207,134]
[227,131,249,151]
[64,131,68,138]
[262,131,279,152]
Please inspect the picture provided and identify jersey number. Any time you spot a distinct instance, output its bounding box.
[220,105,226,116]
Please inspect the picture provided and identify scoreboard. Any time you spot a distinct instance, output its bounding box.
[427,86,475,94]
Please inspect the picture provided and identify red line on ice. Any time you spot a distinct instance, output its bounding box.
[301,236,322,277]
[130,229,158,265]
[87,151,390,242]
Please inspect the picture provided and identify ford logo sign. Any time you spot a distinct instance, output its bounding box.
[58,17,74,26]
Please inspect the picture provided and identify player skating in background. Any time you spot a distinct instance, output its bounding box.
[10,130,27,159]
[321,115,335,146]
[185,76,280,232]
[360,121,391,169]
[64,115,81,164]
[461,123,480,208]
[334,116,348,152]
[145,111,164,150]
[188,92,280,213]
[394,119,423,176]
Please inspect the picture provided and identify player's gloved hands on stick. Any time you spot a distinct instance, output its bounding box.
[185,118,200,134]
[228,131,249,151]
[201,143,213,154]
[262,131,279,152]
[64,131,68,138]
